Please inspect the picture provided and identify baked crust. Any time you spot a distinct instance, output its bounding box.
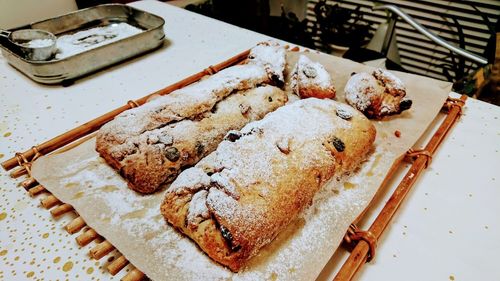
[161,99,376,271]
[291,55,336,99]
[98,86,287,193]
[344,68,412,119]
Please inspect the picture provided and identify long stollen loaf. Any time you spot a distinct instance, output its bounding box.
[98,86,287,193]
[96,43,287,193]
[161,98,376,271]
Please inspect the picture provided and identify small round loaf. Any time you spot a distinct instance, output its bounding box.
[344,68,412,119]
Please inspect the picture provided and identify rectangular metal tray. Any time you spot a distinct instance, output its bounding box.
[0,4,165,84]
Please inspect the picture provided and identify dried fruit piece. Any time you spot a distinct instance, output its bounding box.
[220,225,232,241]
[336,106,353,120]
[276,138,290,154]
[165,147,180,162]
[195,142,204,156]
[303,65,317,78]
[399,99,412,111]
[220,225,240,251]
[331,137,345,152]
[225,131,242,142]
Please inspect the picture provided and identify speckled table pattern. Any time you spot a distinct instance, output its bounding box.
[1,1,499,281]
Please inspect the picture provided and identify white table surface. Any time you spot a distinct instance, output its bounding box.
[0,1,499,281]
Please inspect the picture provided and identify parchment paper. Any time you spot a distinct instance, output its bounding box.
[31,51,451,281]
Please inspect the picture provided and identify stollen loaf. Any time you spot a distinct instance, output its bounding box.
[161,98,376,271]
[96,43,287,193]
[97,86,287,193]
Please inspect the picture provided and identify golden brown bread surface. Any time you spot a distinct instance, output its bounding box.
[97,86,287,193]
[161,98,376,271]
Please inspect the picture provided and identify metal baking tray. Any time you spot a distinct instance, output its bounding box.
[0,4,165,84]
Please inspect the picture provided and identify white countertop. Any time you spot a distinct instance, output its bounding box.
[0,1,499,280]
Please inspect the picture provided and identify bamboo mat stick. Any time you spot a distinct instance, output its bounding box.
[21,177,37,189]
[10,166,28,178]
[76,228,99,247]
[40,195,60,209]
[50,203,73,217]
[65,216,86,234]
[108,255,129,276]
[28,185,46,197]
[90,240,115,260]
[1,49,250,172]
[334,95,466,281]
[121,268,145,281]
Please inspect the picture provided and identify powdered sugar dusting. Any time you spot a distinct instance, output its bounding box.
[97,42,286,163]
[200,98,354,203]
[290,55,336,99]
[247,41,286,85]
[344,68,408,117]
[296,55,334,88]
[31,49,447,281]
[170,167,211,194]
[373,68,405,93]
[171,98,355,196]
[33,120,395,281]
[187,190,210,227]
[99,85,287,193]
[344,72,380,111]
